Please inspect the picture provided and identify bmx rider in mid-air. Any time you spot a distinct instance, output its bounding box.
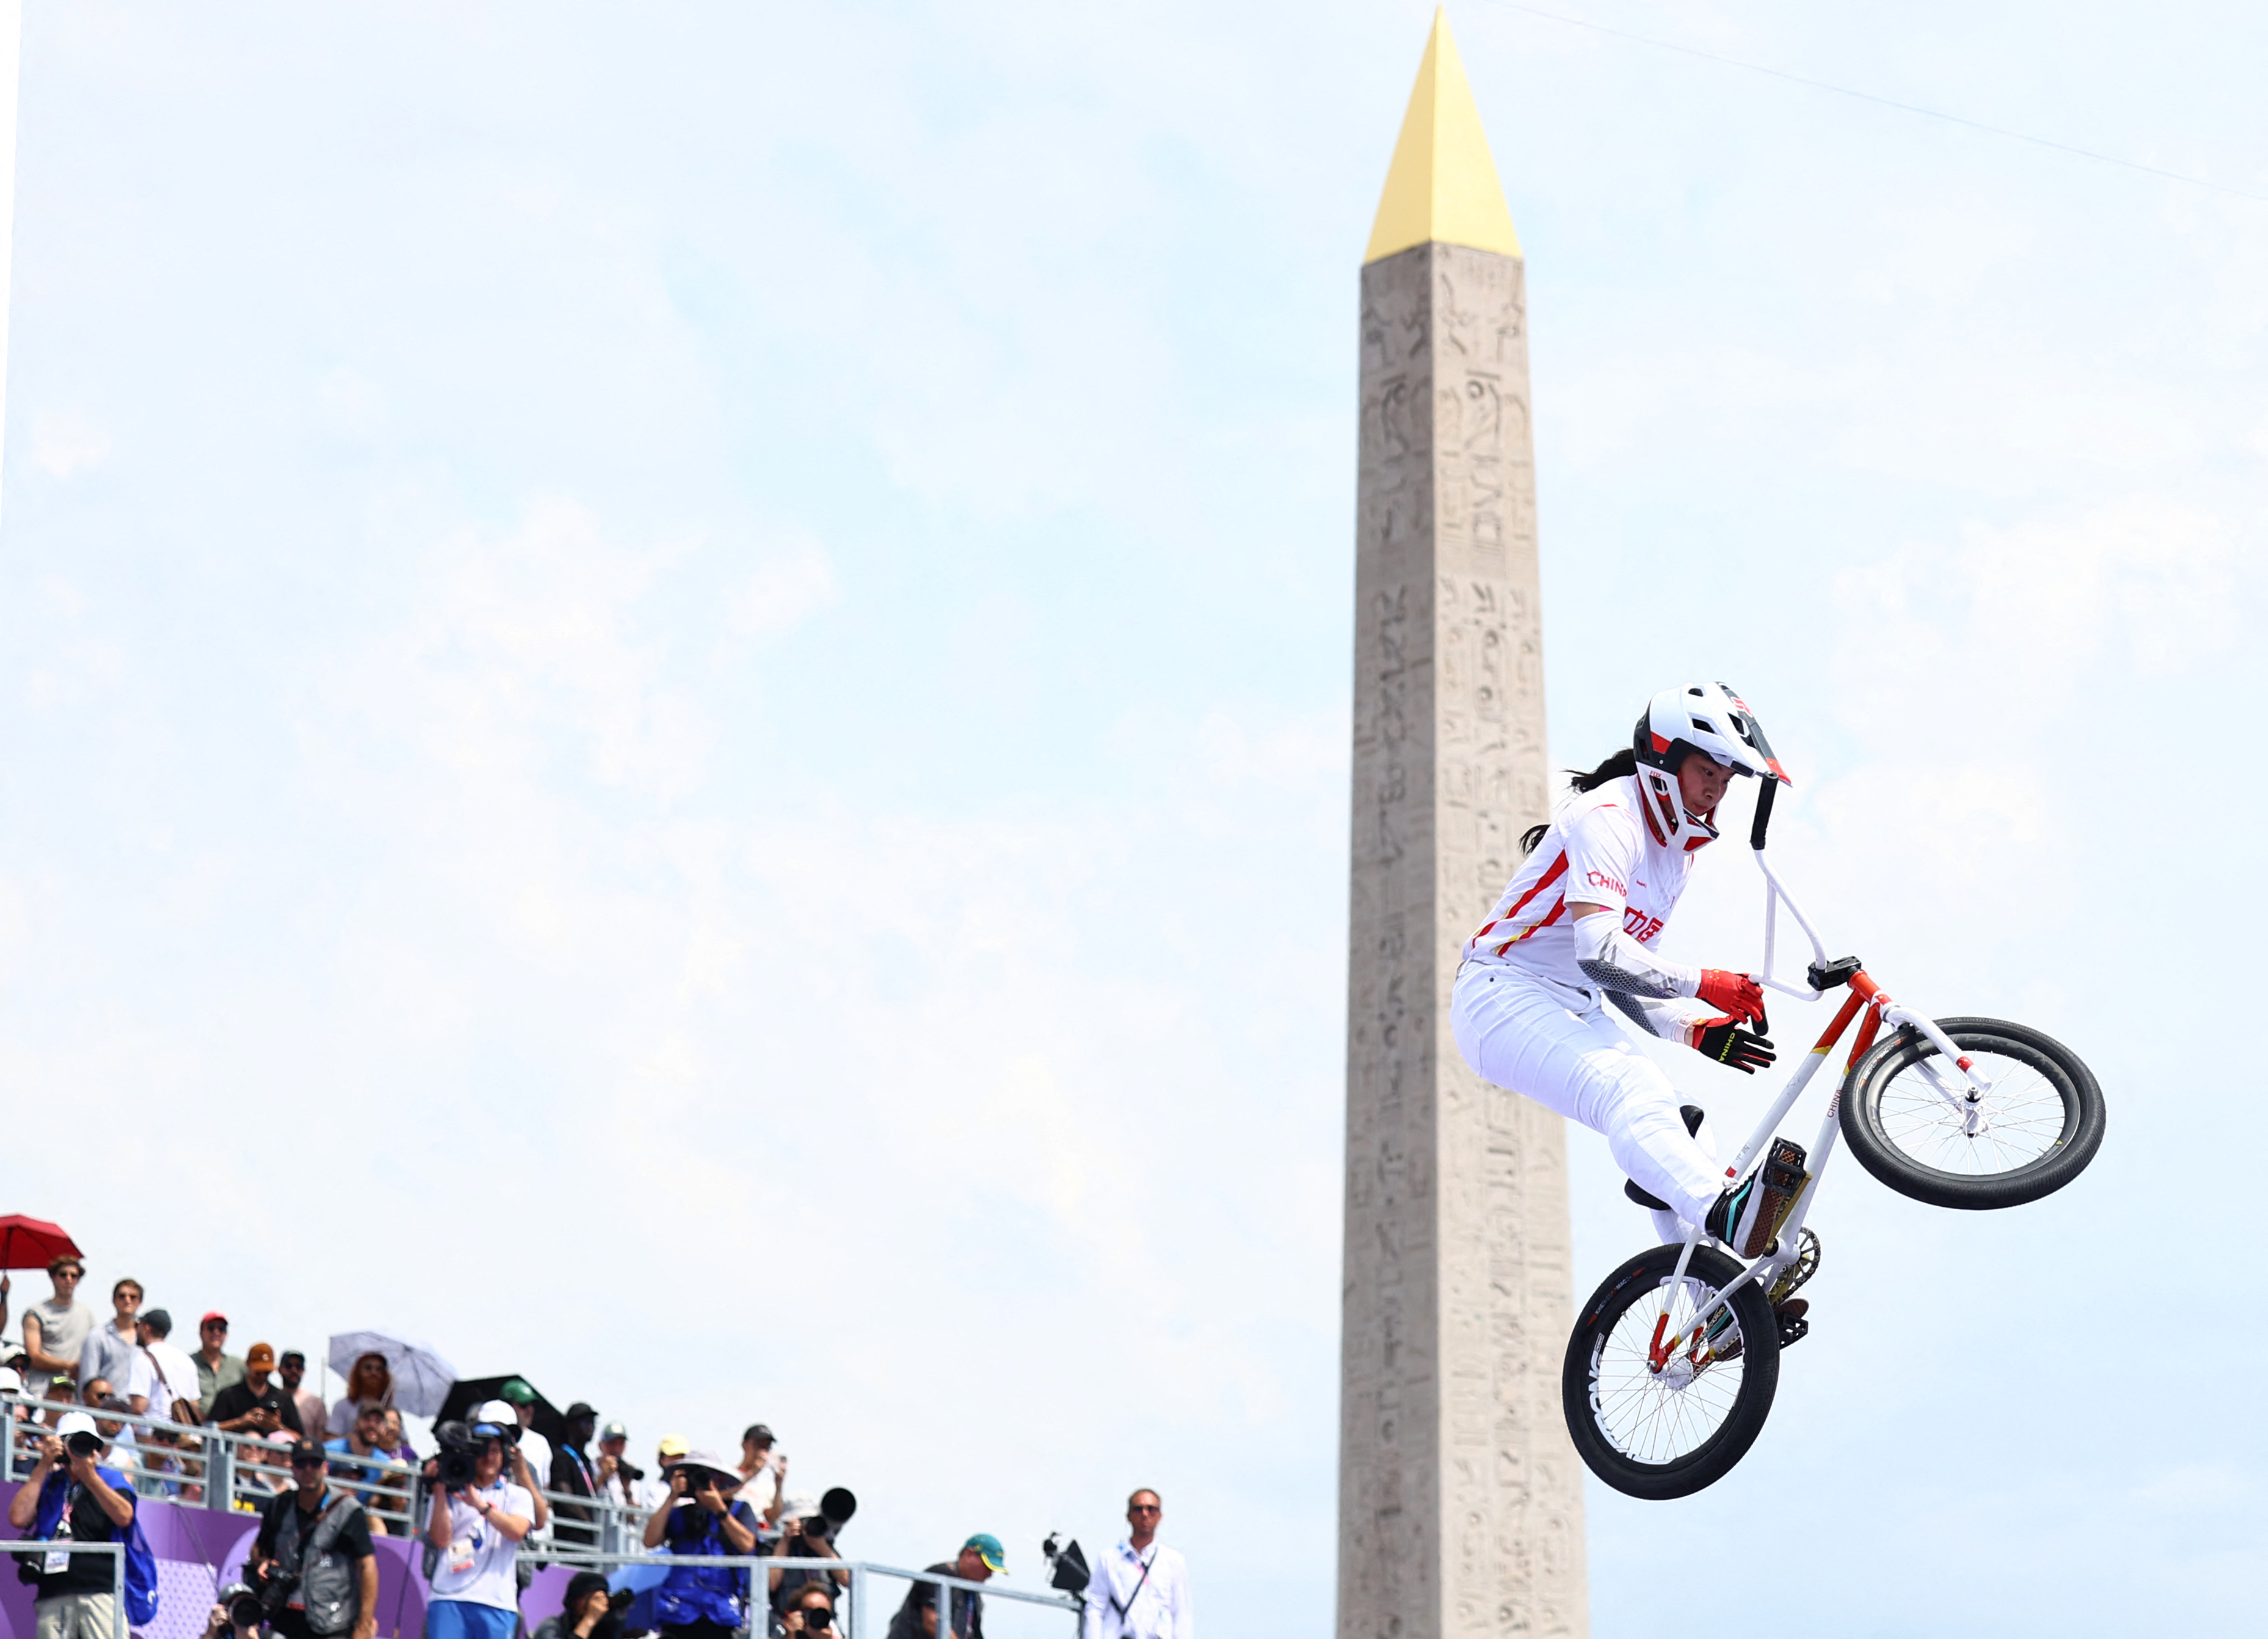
[1452,682,1798,1261]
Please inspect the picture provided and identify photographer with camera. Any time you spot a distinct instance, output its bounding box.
[248,1441,377,1639]
[592,1422,640,1508]
[201,1592,265,1639]
[767,1494,852,1616]
[421,1408,535,1639]
[781,1583,838,1637]
[7,1409,142,1639]
[639,1450,756,1639]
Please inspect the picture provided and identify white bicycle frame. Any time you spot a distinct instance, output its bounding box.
[1645,793,2004,1370]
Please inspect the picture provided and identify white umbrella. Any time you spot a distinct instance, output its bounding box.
[327,1330,458,1417]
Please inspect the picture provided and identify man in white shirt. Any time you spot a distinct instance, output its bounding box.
[1080,1490,1192,1639]
[133,1311,201,1425]
[733,1424,785,1533]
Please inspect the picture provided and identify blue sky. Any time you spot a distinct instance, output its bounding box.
[0,2,2262,1634]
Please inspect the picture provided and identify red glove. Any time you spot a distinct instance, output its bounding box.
[1696,969,1766,1024]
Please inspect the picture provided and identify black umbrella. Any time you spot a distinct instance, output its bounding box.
[433,1375,568,1445]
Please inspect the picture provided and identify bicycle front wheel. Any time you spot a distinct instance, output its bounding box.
[1562,1243,1780,1500]
[1839,1016,2104,1209]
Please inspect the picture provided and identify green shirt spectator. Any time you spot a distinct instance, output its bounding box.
[194,1312,245,1415]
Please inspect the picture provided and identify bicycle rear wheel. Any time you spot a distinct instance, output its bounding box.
[1839,1016,2104,1209]
[1562,1243,1780,1500]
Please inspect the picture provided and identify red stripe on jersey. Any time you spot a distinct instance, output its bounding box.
[1493,895,1567,955]
[1471,851,1567,950]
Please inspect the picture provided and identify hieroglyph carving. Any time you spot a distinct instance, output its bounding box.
[1341,242,1588,1639]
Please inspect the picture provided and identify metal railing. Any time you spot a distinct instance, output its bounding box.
[519,1547,1080,1639]
[0,1540,128,1639]
[0,1394,655,1549]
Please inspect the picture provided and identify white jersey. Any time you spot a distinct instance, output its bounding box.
[1463,775,1700,1008]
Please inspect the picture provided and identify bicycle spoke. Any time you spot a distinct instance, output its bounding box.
[1871,1047,2070,1180]
[1588,1279,1744,1464]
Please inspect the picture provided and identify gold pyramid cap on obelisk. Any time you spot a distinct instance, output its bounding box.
[1363,7,1521,264]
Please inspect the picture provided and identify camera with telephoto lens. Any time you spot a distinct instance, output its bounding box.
[220,1566,297,1631]
[794,1488,857,1543]
[62,1431,100,1461]
[433,1421,486,1489]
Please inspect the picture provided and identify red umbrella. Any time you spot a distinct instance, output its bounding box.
[0,1217,81,1270]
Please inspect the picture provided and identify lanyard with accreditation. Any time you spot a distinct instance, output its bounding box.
[1110,1549,1155,1622]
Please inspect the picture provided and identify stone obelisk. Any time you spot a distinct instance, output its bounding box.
[1338,13,1587,1638]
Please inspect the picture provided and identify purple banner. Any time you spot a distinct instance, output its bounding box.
[0,1482,433,1639]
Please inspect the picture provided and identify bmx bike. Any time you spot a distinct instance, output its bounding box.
[1560,780,2106,1500]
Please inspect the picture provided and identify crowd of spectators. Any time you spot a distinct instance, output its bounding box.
[0,1253,1101,1639]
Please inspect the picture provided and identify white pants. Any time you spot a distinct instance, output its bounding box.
[1451,961,1723,1235]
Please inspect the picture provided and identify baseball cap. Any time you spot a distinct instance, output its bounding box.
[0,1368,21,1394]
[964,1534,1007,1574]
[498,1378,537,1406]
[245,1344,276,1367]
[142,1309,172,1336]
[600,1421,627,1441]
[473,1398,516,1433]
[289,1440,325,1466]
[656,1434,689,1458]
[54,1411,97,1442]
[279,1350,305,1367]
[200,1311,227,1327]
[778,1492,820,1522]
[563,1401,598,1420]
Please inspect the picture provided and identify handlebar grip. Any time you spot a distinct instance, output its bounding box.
[1750,777,1777,851]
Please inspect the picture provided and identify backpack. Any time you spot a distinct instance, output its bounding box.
[29,1466,161,1626]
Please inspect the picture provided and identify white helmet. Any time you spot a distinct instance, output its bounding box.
[1631,682,1788,850]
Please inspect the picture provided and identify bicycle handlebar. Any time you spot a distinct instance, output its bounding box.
[1750,777,1777,852]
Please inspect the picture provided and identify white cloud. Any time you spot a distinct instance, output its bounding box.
[725,537,838,639]
[31,411,109,479]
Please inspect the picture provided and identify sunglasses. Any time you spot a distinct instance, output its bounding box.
[1128,1505,1161,1514]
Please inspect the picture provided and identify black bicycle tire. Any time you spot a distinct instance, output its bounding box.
[1838,1016,2105,1210]
[1561,1243,1780,1501]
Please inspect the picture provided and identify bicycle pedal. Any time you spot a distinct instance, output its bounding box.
[1778,1311,1810,1350]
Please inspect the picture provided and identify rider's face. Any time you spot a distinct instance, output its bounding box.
[1676,751,1734,816]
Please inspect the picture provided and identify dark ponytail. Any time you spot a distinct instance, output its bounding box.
[1518,748,1639,855]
